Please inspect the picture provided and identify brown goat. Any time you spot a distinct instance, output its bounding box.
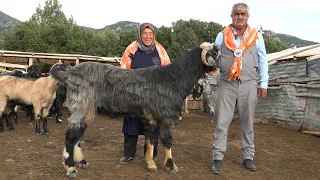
[0,75,58,134]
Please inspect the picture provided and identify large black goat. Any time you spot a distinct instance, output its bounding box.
[49,42,219,177]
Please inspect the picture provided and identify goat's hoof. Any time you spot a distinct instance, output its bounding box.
[78,160,88,168]
[165,160,179,173]
[47,116,53,120]
[66,171,77,177]
[35,132,41,135]
[8,126,15,131]
[146,161,157,171]
[168,164,179,173]
[0,128,5,132]
[44,132,50,135]
[56,119,63,123]
[66,167,78,177]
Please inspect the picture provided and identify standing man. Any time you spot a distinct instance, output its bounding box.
[212,3,268,174]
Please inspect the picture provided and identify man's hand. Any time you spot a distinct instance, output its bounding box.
[258,88,267,99]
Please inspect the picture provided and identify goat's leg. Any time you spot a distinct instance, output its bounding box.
[41,107,52,135]
[5,113,15,131]
[42,117,49,135]
[160,124,179,173]
[6,104,16,130]
[0,97,7,132]
[55,97,64,123]
[9,109,17,124]
[8,104,18,123]
[35,117,41,135]
[0,113,5,132]
[64,123,86,177]
[73,123,88,168]
[144,121,158,171]
[47,101,56,120]
[26,106,35,121]
[63,98,94,177]
[33,106,41,135]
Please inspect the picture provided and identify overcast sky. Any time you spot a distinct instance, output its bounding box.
[1,0,320,43]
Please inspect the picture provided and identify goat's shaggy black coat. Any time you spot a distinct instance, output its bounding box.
[50,44,219,177]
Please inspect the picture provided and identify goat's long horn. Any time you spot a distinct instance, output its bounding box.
[200,42,214,66]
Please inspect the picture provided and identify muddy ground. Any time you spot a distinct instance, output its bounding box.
[0,109,319,180]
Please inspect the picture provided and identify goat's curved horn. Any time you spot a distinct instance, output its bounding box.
[200,42,214,66]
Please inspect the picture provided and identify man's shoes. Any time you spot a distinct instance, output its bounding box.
[119,156,134,164]
[243,159,256,171]
[212,160,222,174]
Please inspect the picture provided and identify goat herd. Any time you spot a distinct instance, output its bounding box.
[0,64,66,134]
[0,42,219,177]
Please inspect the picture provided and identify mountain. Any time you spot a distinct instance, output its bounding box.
[0,11,318,48]
[0,11,20,39]
[100,21,140,35]
[264,30,318,48]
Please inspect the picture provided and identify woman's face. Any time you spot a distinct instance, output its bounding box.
[141,28,154,46]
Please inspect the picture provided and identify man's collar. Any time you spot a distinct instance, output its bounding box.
[231,26,248,35]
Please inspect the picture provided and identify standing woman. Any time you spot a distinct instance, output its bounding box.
[119,23,170,164]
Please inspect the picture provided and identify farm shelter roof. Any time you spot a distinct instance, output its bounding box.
[268,44,320,65]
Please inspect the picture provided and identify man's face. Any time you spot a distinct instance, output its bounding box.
[141,28,154,46]
[231,7,249,30]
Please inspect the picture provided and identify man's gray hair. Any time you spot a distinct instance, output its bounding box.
[230,3,250,16]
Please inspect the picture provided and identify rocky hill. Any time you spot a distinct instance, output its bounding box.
[101,21,140,35]
[0,11,20,39]
[264,30,318,47]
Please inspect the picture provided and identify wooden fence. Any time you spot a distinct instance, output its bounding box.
[0,50,121,72]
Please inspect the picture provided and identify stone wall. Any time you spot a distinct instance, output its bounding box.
[256,57,320,131]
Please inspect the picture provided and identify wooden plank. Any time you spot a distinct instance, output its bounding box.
[307,54,320,61]
[277,77,320,83]
[0,68,12,72]
[1,53,106,61]
[267,86,281,90]
[302,98,307,112]
[302,131,320,137]
[277,83,320,89]
[0,62,27,69]
[268,44,320,63]
[1,50,101,58]
[0,50,121,63]
[296,93,320,98]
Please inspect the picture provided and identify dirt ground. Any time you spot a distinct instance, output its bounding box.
[0,109,319,180]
